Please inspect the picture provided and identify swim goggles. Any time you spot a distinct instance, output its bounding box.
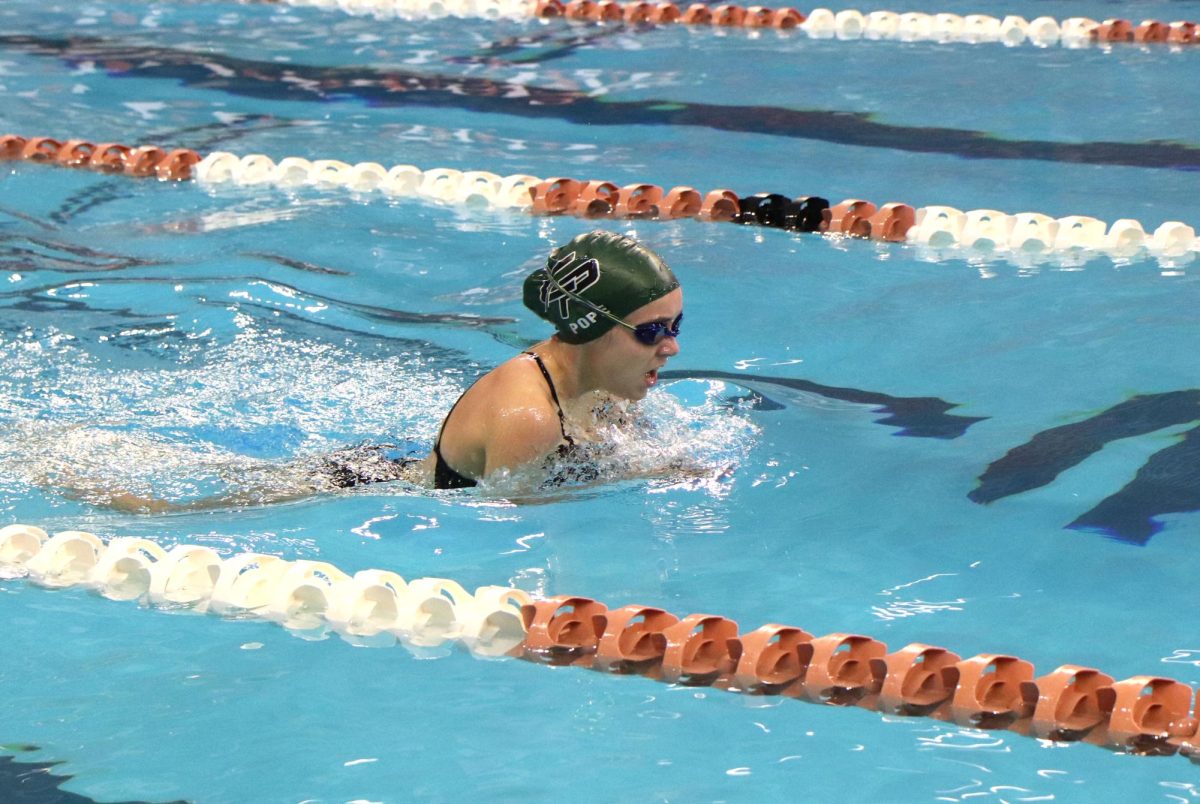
[624,313,683,346]
[543,262,682,346]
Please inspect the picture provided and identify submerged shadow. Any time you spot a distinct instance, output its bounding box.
[659,368,987,439]
[970,391,1200,545]
[0,746,185,804]
[0,234,163,273]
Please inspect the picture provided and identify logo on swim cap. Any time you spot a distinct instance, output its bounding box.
[538,251,601,319]
[523,230,679,345]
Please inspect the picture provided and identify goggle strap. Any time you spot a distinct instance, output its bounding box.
[543,264,637,333]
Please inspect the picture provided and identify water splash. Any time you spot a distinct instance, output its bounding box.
[481,378,759,497]
[0,314,465,509]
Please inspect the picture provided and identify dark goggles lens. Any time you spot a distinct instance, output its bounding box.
[630,313,683,346]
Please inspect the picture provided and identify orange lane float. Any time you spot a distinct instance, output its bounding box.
[519,595,608,664]
[530,176,582,214]
[828,198,877,237]
[561,0,592,18]
[124,145,168,177]
[732,624,813,693]
[155,148,203,181]
[699,188,740,222]
[0,134,26,159]
[770,7,804,28]
[799,633,887,704]
[593,604,678,674]
[711,4,746,26]
[567,179,620,217]
[590,0,623,22]
[614,183,663,218]
[743,6,773,27]
[622,1,653,23]
[660,185,703,218]
[659,613,742,685]
[681,3,711,24]
[867,202,917,242]
[1094,18,1135,42]
[55,139,97,167]
[1135,20,1170,43]
[650,2,681,24]
[949,653,1036,728]
[878,643,961,715]
[1031,664,1114,741]
[89,142,133,172]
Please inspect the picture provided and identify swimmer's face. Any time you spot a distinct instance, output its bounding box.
[588,288,683,401]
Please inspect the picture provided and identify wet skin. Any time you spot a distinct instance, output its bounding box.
[420,289,683,484]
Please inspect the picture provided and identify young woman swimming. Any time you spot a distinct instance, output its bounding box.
[321,229,683,490]
[416,229,683,489]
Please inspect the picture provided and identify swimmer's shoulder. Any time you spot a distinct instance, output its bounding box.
[476,355,571,474]
[438,355,565,475]
[460,353,556,415]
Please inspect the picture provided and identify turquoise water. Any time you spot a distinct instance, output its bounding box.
[2,0,1200,800]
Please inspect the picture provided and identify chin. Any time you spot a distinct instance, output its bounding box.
[610,384,647,402]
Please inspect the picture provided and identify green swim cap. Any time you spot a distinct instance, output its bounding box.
[523,231,679,344]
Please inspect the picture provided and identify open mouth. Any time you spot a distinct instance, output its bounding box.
[645,369,659,386]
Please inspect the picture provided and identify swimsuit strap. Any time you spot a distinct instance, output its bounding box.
[432,392,464,453]
[523,351,575,445]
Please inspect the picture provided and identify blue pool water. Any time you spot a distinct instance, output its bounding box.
[2,0,1200,800]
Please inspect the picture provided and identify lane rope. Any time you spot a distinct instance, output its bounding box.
[4,133,1197,263]
[4,523,1200,760]
[272,0,1200,48]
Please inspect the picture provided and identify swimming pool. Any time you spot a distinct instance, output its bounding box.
[2,0,1200,800]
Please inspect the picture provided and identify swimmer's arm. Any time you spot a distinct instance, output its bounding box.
[108,487,322,514]
[482,406,568,477]
[54,478,322,515]
[546,456,724,488]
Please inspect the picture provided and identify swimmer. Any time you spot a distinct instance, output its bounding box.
[416,229,682,489]
[38,230,683,511]
[320,229,682,490]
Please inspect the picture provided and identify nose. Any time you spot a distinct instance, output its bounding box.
[658,334,680,357]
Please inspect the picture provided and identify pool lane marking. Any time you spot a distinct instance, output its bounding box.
[5,37,1199,171]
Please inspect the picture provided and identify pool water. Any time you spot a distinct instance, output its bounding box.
[2,0,1200,800]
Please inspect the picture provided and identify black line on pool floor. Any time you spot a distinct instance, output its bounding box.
[3,34,1199,171]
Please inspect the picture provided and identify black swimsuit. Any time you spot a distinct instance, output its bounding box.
[319,353,577,491]
[432,351,576,489]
